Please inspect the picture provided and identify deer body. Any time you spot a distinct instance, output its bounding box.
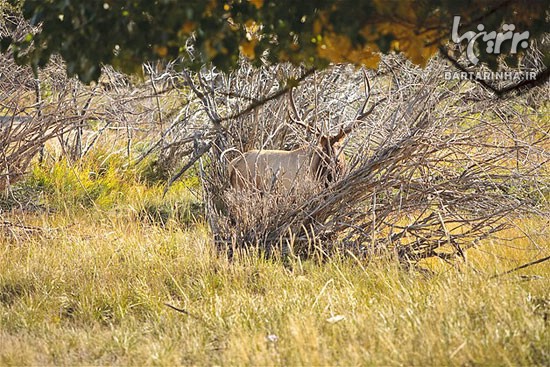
[228,71,373,192]
[229,136,346,192]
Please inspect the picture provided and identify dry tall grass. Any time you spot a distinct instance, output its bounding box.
[0,161,548,365]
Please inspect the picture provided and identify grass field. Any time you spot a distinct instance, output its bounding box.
[0,155,548,366]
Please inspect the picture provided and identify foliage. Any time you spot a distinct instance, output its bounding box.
[1,0,548,82]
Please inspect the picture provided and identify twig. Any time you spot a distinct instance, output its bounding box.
[164,302,192,315]
[1,220,44,232]
[490,255,550,279]
[218,68,316,123]
[163,141,213,196]
[163,302,216,331]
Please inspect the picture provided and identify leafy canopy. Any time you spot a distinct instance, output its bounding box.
[1,0,548,82]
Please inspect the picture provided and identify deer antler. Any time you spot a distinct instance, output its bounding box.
[289,86,318,135]
[339,70,386,136]
[355,69,372,121]
[288,86,303,124]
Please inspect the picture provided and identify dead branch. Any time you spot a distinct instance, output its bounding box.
[490,255,550,279]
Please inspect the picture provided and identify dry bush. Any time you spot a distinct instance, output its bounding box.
[0,54,77,190]
[0,12,89,191]
[0,11,188,192]
[2,9,547,264]
[0,44,107,192]
[154,57,548,263]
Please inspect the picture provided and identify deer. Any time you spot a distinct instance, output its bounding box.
[227,72,377,193]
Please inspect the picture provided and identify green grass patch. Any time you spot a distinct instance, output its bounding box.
[6,149,203,226]
[25,153,130,210]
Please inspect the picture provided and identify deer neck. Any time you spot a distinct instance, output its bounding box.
[290,145,327,179]
[310,145,330,179]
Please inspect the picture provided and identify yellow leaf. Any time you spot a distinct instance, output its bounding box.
[249,0,264,9]
[180,21,196,34]
[239,39,257,59]
[400,35,431,66]
[153,45,168,58]
[204,40,217,58]
[317,32,380,69]
[317,32,351,63]
[354,49,381,69]
[313,18,322,35]
[204,0,217,16]
[391,40,400,50]
[245,19,260,40]
[421,44,439,64]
